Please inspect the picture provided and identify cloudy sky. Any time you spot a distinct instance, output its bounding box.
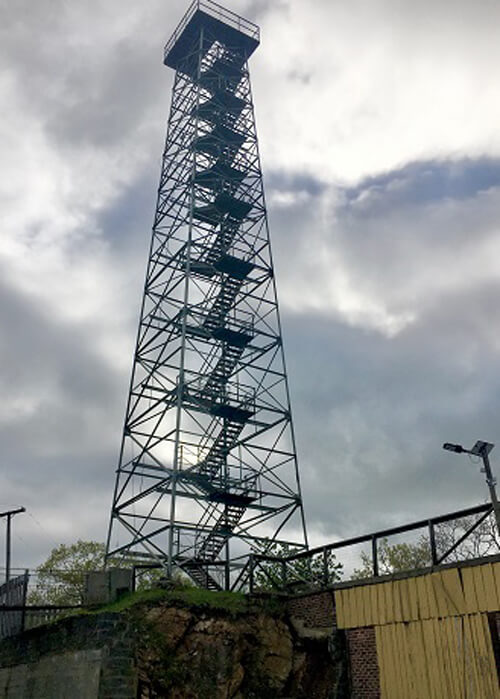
[2,0,500,570]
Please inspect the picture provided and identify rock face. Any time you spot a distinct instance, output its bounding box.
[136,601,346,699]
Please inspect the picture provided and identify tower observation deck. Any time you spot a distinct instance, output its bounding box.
[105,0,308,590]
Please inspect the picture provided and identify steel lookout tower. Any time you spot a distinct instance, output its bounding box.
[106,0,308,590]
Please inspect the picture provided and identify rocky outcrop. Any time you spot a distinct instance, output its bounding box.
[136,600,346,698]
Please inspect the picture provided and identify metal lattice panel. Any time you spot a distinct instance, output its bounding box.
[106,0,308,589]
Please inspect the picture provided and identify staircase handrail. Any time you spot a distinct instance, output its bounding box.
[184,307,254,336]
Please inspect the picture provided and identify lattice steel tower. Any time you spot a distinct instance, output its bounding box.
[106,0,308,589]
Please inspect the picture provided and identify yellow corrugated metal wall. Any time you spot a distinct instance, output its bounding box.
[335,561,500,698]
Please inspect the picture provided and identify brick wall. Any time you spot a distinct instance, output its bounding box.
[346,627,380,699]
[285,590,336,629]
[285,589,381,698]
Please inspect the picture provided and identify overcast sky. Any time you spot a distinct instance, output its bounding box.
[2,0,500,570]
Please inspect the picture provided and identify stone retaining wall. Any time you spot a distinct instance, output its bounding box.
[0,613,136,699]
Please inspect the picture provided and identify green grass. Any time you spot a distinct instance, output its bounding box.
[47,584,284,623]
[162,587,248,614]
[97,587,170,613]
[90,586,249,616]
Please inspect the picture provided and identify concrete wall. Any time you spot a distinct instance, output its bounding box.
[0,649,102,699]
[0,613,136,699]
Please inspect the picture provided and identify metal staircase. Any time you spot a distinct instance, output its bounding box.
[190,226,254,279]
[202,345,245,399]
[106,1,307,590]
[204,277,242,325]
[182,561,222,591]
[197,504,246,559]
[198,419,245,479]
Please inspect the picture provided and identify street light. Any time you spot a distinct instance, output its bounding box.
[442,440,500,536]
[0,507,26,584]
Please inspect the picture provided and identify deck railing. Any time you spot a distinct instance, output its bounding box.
[164,0,260,65]
[246,502,496,593]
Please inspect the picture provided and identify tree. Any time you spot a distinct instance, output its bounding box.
[29,540,109,605]
[352,512,500,579]
[253,542,343,590]
[28,540,170,606]
[352,537,431,580]
[434,514,500,562]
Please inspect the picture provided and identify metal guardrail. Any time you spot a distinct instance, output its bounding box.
[247,502,496,593]
[164,0,260,63]
[185,308,255,338]
[183,369,255,409]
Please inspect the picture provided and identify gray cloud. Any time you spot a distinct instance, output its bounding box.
[286,297,500,536]
[344,158,500,212]
[267,158,500,540]
[2,0,500,570]
[0,278,124,462]
[0,277,127,569]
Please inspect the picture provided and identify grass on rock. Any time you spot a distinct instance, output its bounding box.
[97,586,249,616]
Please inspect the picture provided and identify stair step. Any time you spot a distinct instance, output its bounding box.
[208,490,255,506]
[214,255,254,280]
[196,506,246,559]
[182,561,222,591]
[202,57,244,81]
[194,163,247,190]
[210,403,253,422]
[203,281,243,328]
[198,420,246,478]
[193,204,221,225]
[193,93,246,124]
[194,126,245,158]
[215,192,252,221]
[198,64,242,93]
[211,327,251,347]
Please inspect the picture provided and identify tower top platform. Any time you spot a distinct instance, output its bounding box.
[164,0,260,70]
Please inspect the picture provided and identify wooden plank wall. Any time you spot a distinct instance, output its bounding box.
[376,615,498,698]
[335,561,500,699]
[336,562,500,627]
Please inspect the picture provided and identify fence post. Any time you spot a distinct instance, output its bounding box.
[21,569,29,633]
[428,520,438,565]
[372,536,379,577]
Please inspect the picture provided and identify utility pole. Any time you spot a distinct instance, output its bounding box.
[443,440,500,537]
[477,444,500,536]
[0,507,26,583]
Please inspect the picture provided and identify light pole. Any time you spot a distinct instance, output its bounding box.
[442,440,500,537]
[0,507,26,584]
